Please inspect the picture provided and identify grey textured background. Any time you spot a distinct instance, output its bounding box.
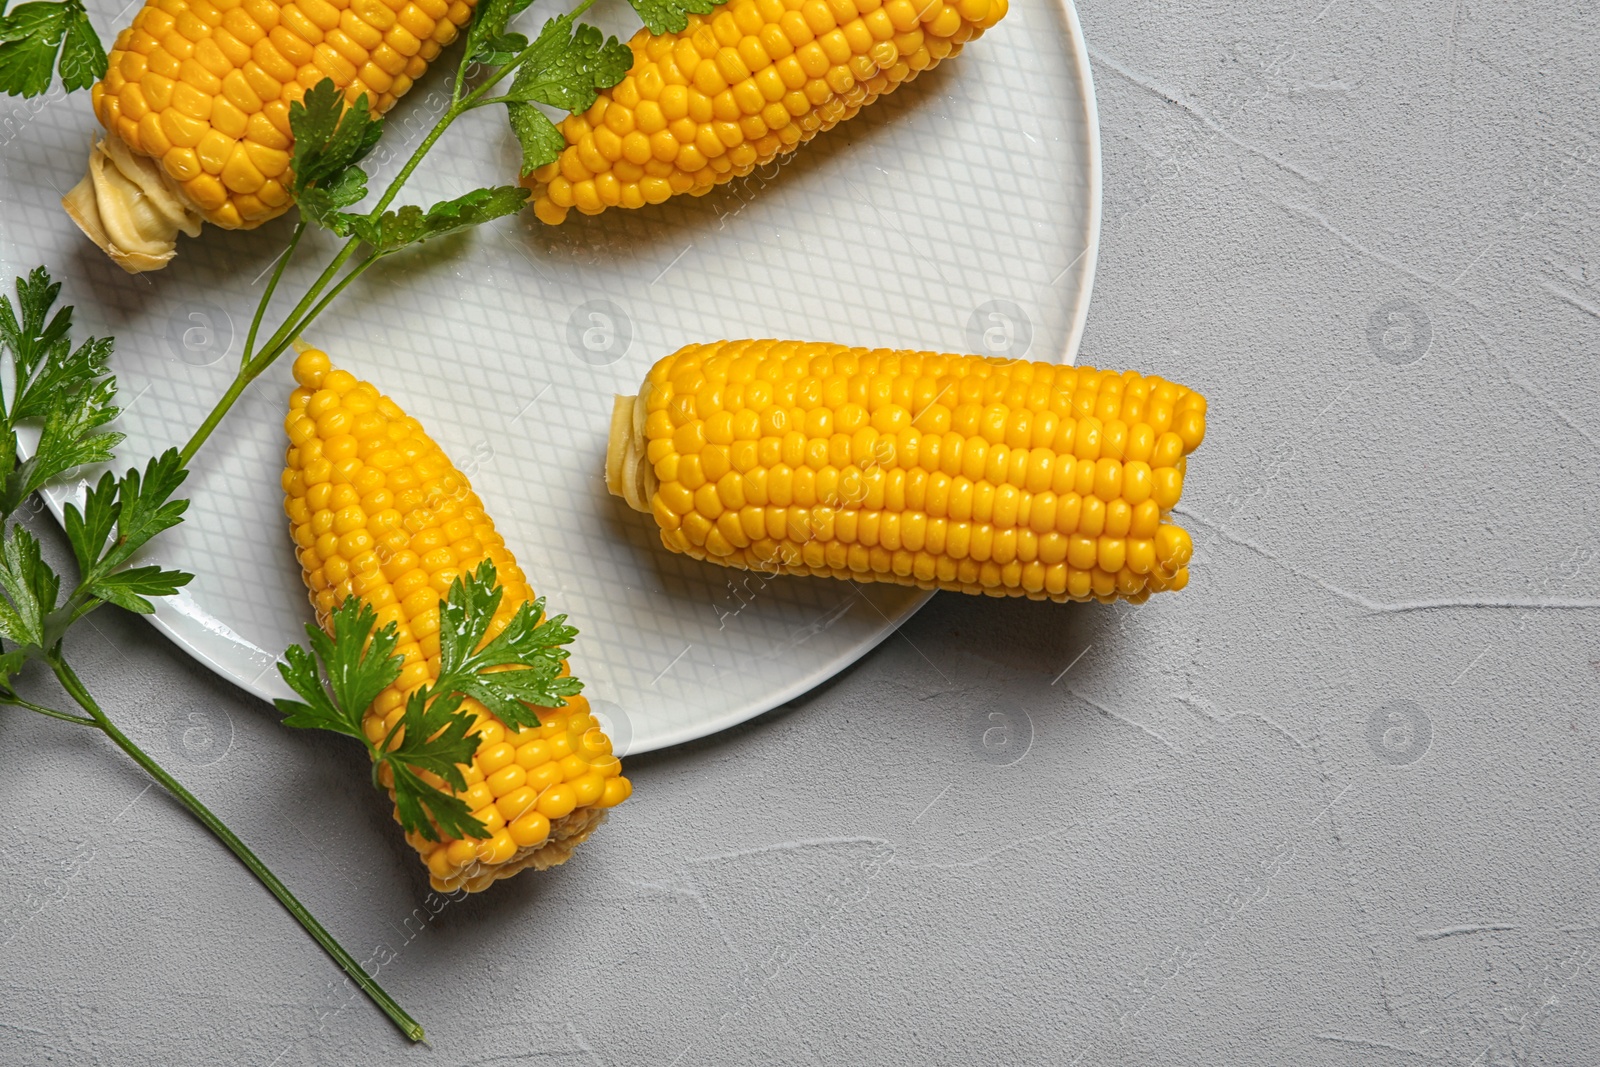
[4,0,1600,1064]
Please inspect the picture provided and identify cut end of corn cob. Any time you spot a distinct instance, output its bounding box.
[62,134,206,274]
[607,392,660,512]
[73,0,479,269]
[525,0,1008,224]
[283,347,631,893]
[606,341,1207,604]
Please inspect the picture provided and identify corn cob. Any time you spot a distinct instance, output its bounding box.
[62,0,477,272]
[606,342,1206,603]
[526,0,1008,224]
[283,347,631,893]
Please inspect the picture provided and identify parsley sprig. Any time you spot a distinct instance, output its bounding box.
[276,561,582,843]
[287,80,383,235]
[0,265,119,516]
[0,270,425,1039]
[0,269,193,682]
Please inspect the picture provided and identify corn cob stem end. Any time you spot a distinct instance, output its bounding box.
[606,387,658,514]
[61,134,203,274]
[434,806,610,894]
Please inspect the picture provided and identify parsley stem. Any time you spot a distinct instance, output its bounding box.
[178,370,251,467]
[0,694,97,727]
[47,653,427,1043]
[450,50,473,106]
[375,0,599,218]
[248,237,364,367]
[43,594,99,650]
[368,103,470,220]
[178,236,361,465]
[243,220,307,367]
[278,252,383,345]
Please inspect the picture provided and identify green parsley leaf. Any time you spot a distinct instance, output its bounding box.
[289,79,383,232]
[52,450,192,630]
[464,0,534,67]
[0,526,58,650]
[453,655,582,727]
[505,18,631,114]
[0,0,104,98]
[22,371,119,494]
[499,17,630,175]
[390,764,483,843]
[386,687,483,841]
[433,560,507,671]
[0,267,122,520]
[353,185,528,253]
[428,560,581,730]
[506,101,566,176]
[55,1,103,92]
[626,0,726,37]
[275,644,352,735]
[0,1,67,98]
[474,31,529,68]
[0,647,26,693]
[320,597,403,730]
[12,334,110,424]
[72,449,189,577]
[60,469,117,576]
[0,268,189,639]
[0,266,73,383]
[275,597,401,740]
[289,79,384,192]
[84,565,192,615]
[297,167,369,236]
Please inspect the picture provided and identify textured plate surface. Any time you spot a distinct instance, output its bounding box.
[0,0,1098,755]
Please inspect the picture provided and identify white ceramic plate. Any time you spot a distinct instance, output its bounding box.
[0,0,1098,755]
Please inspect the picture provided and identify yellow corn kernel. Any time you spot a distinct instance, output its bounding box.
[283,347,630,893]
[608,343,1204,604]
[526,0,1006,222]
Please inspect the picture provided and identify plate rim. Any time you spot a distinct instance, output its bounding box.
[1054,0,1103,364]
[39,0,1103,755]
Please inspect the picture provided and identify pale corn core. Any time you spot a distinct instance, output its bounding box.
[607,388,660,513]
[62,134,205,273]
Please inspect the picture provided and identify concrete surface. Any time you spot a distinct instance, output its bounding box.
[4,0,1600,1064]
